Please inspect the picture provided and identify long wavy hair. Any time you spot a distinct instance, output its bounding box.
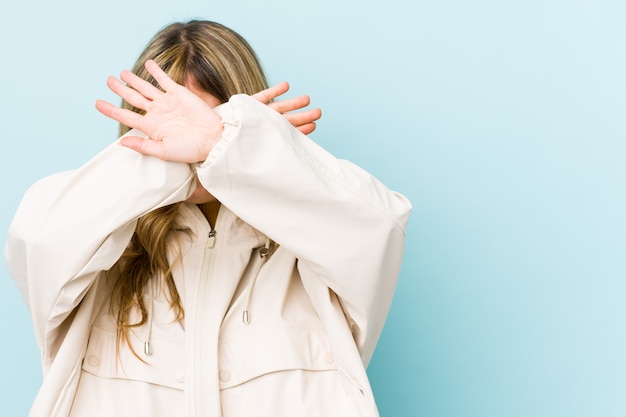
[108,20,269,356]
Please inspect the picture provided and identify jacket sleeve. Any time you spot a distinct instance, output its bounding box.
[4,131,195,363]
[197,95,412,364]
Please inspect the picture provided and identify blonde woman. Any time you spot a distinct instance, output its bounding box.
[5,20,411,417]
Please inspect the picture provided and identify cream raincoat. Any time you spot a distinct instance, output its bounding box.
[5,95,411,417]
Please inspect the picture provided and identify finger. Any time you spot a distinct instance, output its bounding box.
[119,136,166,159]
[267,95,311,114]
[95,99,144,128]
[145,59,181,92]
[252,82,290,104]
[106,76,151,110]
[283,108,322,127]
[119,70,163,100]
[297,122,317,135]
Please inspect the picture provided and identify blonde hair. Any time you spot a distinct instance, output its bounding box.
[119,20,269,136]
[110,20,269,356]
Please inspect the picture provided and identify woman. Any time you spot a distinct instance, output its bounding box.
[5,20,411,417]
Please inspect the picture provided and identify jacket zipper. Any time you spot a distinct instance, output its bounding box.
[207,229,216,249]
[190,209,221,417]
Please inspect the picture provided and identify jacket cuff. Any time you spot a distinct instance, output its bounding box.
[200,96,241,168]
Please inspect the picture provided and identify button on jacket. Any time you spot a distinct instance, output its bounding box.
[5,95,412,417]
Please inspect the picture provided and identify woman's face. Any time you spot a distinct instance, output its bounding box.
[183,81,223,205]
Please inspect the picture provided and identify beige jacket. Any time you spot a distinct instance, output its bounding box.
[5,95,411,417]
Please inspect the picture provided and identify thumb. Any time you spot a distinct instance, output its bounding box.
[119,136,162,157]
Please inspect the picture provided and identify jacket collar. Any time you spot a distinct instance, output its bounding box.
[177,202,266,250]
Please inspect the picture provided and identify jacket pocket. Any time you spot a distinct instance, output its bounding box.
[218,327,377,416]
[81,326,185,390]
[217,327,336,389]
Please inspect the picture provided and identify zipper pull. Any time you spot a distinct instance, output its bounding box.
[259,240,276,259]
[207,230,217,249]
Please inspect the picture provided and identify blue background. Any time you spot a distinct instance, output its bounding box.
[1,0,625,416]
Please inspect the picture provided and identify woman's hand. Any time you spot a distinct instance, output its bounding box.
[96,60,323,162]
[252,82,322,135]
[96,60,222,163]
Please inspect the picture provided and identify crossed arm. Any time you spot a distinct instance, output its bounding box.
[95,59,322,163]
